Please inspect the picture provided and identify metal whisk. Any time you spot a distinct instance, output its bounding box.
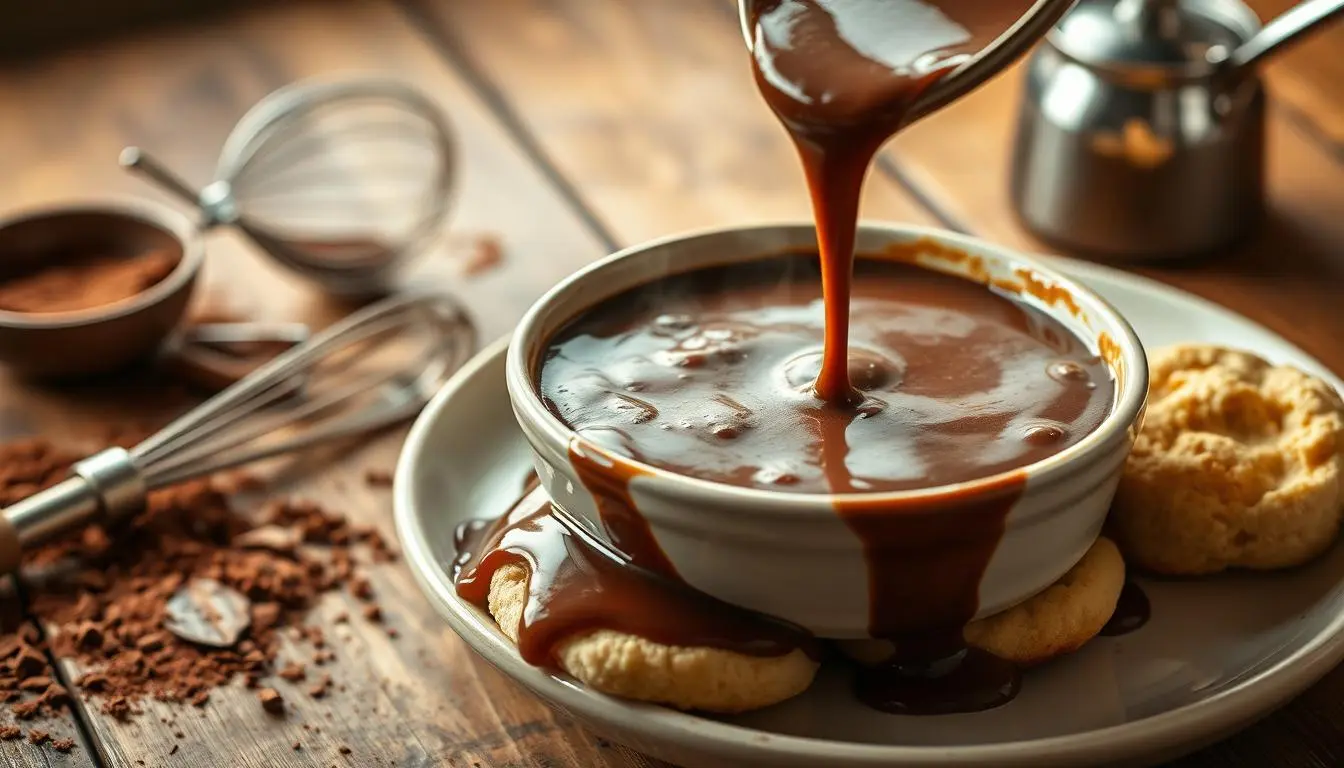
[122,76,457,298]
[0,292,475,573]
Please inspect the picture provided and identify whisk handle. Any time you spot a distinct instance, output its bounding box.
[2,479,101,570]
[0,448,147,572]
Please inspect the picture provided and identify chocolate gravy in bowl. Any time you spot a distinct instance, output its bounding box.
[491,0,1148,717]
[504,224,1146,703]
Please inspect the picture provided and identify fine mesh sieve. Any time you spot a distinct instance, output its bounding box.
[121,76,456,298]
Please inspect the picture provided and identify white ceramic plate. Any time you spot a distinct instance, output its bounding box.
[394,256,1344,768]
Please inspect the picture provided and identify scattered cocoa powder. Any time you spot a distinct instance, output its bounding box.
[350,577,374,601]
[307,673,332,699]
[451,233,503,277]
[0,433,392,738]
[364,468,393,488]
[278,663,305,682]
[18,676,51,692]
[258,688,284,715]
[43,683,69,707]
[0,249,178,314]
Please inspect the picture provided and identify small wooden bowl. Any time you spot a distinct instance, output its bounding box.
[0,202,203,379]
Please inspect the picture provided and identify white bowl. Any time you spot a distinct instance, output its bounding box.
[506,223,1147,638]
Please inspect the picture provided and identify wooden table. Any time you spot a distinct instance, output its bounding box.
[0,1,1341,766]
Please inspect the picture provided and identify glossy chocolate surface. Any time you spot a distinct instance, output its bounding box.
[540,254,1111,495]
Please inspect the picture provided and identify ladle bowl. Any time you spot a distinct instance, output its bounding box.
[737,0,1081,128]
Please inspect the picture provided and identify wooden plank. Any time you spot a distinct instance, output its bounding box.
[0,1,255,61]
[1246,0,1344,149]
[0,0,651,766]
[405,0,942,247]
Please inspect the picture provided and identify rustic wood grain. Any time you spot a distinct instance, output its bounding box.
[0,0,647,766]
[405,0,940,246]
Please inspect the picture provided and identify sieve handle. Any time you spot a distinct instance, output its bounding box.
[120,147,201,207]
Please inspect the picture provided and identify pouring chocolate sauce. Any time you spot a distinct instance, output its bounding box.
[749,0,1037,405]
[744,0,1056,713]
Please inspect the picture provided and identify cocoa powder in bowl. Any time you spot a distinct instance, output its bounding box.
[0,204,202,378]
[0,249,179,314]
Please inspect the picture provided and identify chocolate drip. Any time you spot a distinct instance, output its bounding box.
[1101,581,1150,637]
[454,488,818,668]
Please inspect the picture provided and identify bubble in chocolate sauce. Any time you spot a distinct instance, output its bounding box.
[855,398,887,420]
[1047,360,1091,384]
[1021,421,1068,446]
[606,393,658,424]
[784,349,902,392]
[653,314,695,333]
[753,465,801,486]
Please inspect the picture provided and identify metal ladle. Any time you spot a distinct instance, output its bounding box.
[737,0,1081,127]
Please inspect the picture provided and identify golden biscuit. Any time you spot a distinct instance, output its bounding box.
[1111,344,1344,575]
[487,564,819,714]
[839,537,1126,667]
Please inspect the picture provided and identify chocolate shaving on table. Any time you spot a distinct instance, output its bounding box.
[164,579,252,648]
[448,232,504,277]
[233,525,301,554]
[258,687,284,715]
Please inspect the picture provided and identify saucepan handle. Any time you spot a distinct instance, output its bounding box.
[1221,0,1344,72]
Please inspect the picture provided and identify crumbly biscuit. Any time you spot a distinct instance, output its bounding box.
[487,564,818,713]
[839,537,1126,667]
[1110,344,1344,575]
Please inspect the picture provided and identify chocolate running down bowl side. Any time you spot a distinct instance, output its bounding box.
[0,202,202,379]
[507,223,1148,639]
